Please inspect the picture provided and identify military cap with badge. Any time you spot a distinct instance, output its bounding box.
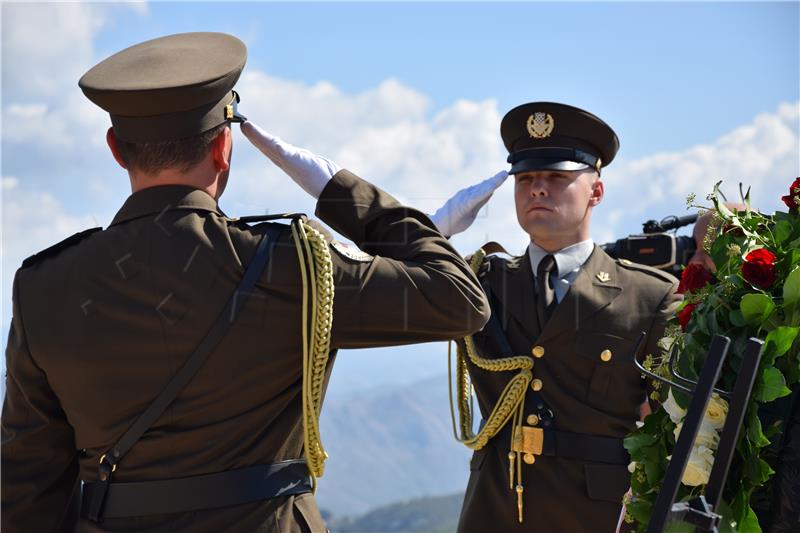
[79,31,248,143]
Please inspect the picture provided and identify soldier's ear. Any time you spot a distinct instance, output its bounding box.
[106,128,128,169]
[588,173,604,207]
[211,125,232,172]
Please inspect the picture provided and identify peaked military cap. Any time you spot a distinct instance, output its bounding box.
[79,32,247,143]
[501,102,619,175]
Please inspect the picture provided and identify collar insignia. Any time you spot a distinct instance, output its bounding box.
[596,271,610,283]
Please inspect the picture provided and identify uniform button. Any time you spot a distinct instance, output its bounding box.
[527,414,539,426]
[531,379,543,391]
[531,346,545,358]
[523,453,536,464]
[600,349,613,362]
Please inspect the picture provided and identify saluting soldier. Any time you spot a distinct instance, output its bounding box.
[1,32,490,532]
[433,102,682,532]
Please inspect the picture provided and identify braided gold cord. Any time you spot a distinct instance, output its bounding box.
[291,220,334,485]
[448,247,534,451]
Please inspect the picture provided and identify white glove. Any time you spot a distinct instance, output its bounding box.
[429,171,509,236]
[241,121,341,199]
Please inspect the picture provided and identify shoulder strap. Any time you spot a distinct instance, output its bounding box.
[87,224,283,523]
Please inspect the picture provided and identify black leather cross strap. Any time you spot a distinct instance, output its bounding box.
[81,460,311,519]
[86,224,283,523]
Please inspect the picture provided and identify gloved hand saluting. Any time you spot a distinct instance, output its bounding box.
[241,121,341,199]
[429,170,509,237]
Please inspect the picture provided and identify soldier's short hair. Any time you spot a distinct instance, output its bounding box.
[114,123,228,174]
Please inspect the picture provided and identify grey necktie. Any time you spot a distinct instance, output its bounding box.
[536,254,557,328]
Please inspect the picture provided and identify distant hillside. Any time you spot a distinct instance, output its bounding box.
[327,492,463,533]
[316,374,472,516]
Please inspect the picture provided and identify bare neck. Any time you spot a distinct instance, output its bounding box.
[128,158,221,200]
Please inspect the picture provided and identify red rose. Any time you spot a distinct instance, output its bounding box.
[678,303,698,331]
[741,248,778,289]
[781,177,800,211]
[677,263,714,294]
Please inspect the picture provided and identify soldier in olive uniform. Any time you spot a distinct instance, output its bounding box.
[1,32,490,532]
[435,102,681,532]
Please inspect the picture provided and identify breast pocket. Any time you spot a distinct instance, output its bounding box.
[574,331,640,406]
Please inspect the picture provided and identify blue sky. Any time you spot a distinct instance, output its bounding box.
[82,2,800,157]
[2,1,799,392]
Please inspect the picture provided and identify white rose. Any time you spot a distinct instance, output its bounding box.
[705,393,729,430]
[663,387,687,424]
[628,461,637,473]
[657,336,676,353]
[674,419,720,449]
[681,445,715,486]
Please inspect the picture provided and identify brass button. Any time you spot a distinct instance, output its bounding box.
[527,414,539,426]
[523,453,536,465]
[531,379,543,391]
[531,345,545,358]
[600,349,613,362]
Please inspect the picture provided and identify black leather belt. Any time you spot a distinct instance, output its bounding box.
[498,423,629,465]
[81,460,312,519]
[543,429,630,464]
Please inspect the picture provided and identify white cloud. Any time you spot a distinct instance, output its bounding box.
[3,3,103,100]
[2,177,18,191]
[600,101,799,244]
[230,71,508,238]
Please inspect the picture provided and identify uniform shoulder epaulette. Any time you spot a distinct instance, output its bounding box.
[615,257,677,284]
[470,242,517,278]
[232,213,305,224]
[21,227,102,268]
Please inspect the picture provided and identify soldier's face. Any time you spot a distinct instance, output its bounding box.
[514,169,603,248]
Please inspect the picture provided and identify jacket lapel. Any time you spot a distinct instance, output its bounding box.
[537,246,622,344]
[485,252,539,344]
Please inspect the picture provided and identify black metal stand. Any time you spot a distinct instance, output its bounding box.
[632,333,765,533]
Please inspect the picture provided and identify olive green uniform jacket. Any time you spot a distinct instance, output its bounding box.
[2,170,490,533]
[458,246,680,533]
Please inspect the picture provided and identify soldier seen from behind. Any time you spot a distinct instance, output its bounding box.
[1,32,490,532]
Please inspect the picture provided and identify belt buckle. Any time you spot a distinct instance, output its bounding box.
[512,426,544,456]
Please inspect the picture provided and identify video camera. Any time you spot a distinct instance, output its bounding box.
[600,214,698,276]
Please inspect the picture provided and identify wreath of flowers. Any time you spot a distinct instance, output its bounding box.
[623,178,800,532]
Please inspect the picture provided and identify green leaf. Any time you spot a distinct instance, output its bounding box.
[738,504,762,533]
[716,499,738,533]
[784,267,800,310]
[745,454,775,484]
[747,407,771,447]
[624,431,659,453]
[642,445,665,486]
[729,309,746,327]
[754,366,792,402]
[774,219,793,244]
[665,521,695,533]
[762,326,799,365]
[626,500,652,527]
[740,294,775,327]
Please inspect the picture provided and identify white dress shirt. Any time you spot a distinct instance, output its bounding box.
[528,239,595,303]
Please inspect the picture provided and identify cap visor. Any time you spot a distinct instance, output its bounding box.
[509,159,589,175]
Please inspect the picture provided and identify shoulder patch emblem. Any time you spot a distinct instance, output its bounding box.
[330,241,374,263]
[21,227,102,268]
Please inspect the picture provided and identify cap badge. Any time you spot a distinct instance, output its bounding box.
[527,112,554,139]
[596,271,610,283]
